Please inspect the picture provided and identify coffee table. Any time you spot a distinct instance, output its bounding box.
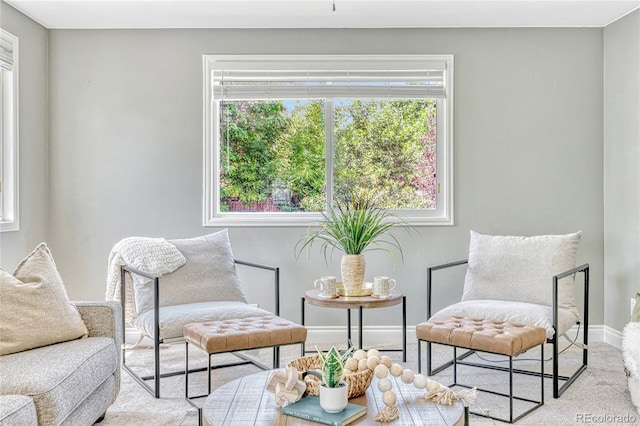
[302,290,407,361]
[202,370,467,425]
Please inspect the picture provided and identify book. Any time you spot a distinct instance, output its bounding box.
[282,396,367,426]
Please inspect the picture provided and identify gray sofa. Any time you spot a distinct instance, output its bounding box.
[0,302,122,425]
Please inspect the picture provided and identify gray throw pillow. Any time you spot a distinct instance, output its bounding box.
[461,231,582,317]
[133,229,247,315]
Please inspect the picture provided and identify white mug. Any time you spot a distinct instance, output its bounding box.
[314,276,338,298]
[373,276,397,297]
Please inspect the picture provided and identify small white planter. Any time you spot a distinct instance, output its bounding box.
[319,381,348,413]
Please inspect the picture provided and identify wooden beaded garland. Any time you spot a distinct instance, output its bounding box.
[353,349,367,360]
[374,364,389,379]
[378,377,392,392]
[359,350,473,423]
[366,355,381,371]
[345,357,358,372]
[389,363,403,377]
[380,355,393,368]
[357,358,368,372]
[382,390,397,406]
[367,349,381,358]
[400,369,414,384]
[413,374,428,389]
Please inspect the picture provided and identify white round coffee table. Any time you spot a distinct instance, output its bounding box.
[202,370,466,425]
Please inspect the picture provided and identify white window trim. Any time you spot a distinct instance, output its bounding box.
[203,54,454,227]
[0,29,18,233]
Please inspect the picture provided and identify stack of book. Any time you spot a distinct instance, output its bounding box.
[282,396,367,425]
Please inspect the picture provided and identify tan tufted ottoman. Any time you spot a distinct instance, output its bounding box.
[184,315,307,399]
[416,315,546,423]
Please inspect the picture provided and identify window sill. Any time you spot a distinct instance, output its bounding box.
[204,214,453,228]
[0,220,19,232]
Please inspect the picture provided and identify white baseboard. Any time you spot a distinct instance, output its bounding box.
[125,324,621,349]
[304,326,416,346]
[603,325,624,349]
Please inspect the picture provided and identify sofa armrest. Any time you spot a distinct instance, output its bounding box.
[74,301,123,348]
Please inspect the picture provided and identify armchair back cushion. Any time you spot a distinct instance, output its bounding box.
[132,230,247,315]
[461,231,582,317]
[0,243,88,355]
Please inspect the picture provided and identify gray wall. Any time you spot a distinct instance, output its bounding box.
[46,27,605,329]
[0,3,48,269]
[604,10,640,332]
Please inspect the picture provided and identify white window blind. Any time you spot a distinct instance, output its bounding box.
[211,55,448,100]
[0,37,13,71]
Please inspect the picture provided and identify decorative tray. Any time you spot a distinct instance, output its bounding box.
[336,282,374,297]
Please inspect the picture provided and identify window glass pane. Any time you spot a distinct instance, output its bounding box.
[219,100,326,213]
[333,99,437,210]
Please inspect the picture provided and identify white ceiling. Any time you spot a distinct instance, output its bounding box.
[5,0,640,29]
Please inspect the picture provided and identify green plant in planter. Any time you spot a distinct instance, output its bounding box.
[296,195,410,292]
[316,346,353,388]
[296,196,405,261]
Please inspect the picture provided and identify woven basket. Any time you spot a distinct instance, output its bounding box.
[287,355,373,399]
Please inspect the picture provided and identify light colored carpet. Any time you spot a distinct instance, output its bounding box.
[102,341,640,425]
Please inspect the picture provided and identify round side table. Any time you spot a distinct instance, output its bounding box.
[302,290,406,361]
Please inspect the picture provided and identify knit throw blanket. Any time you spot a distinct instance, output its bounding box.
[105,237,186,322]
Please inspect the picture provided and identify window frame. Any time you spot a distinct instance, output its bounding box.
[203,54,454,227]
[0,29,18,233]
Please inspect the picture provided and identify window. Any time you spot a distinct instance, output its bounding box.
[0,29,18,232]
[203,55,453,226]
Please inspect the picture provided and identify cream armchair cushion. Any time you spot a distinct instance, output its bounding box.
[132,301,271,341]
[461,231,582,317]
[132,229,247,315]
[429,299,578,339]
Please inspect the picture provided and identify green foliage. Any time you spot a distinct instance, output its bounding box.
[296,195,407,263]
[273,100,326,210]
[220,101,286,205]
[316,346,353,388]
[334,99,436,209]
[218,98,437,212]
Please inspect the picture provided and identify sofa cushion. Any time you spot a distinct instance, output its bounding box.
[60,376,116,426]
[132,301,272,341]
[132,230,247,315]
[0,395,37,426]
[0,243,88,355]
[430,300,578,339]
[0,336,117,426]
[461,231,582,317]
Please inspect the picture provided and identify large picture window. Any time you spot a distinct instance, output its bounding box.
[203,55,453,226]
[0,29,18,232]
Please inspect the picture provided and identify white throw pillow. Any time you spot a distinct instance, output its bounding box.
[0,243,88,355]
[461,231,582,317]
[132,229,247,315]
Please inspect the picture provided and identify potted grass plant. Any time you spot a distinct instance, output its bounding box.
[296,195,406,293]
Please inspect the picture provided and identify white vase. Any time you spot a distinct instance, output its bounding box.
[319,381,348,413]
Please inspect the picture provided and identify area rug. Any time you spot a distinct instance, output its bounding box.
[103,341,640,425]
